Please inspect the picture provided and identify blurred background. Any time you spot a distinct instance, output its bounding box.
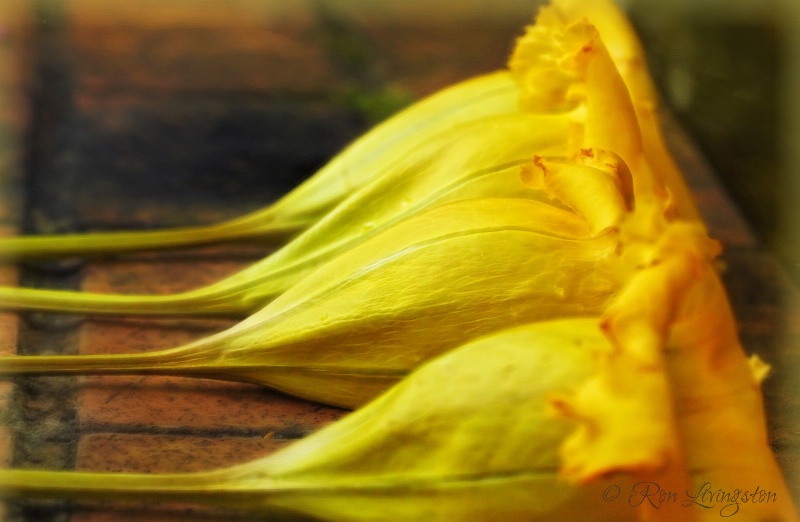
[629,0,799,283]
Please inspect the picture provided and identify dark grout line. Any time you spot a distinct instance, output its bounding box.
[76,424,313,440]
[9,1,83,521]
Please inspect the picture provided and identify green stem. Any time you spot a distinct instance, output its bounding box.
[0,467,229,504]
[0,285,243,316]
[0,348,212,378]
[0,213,310,261]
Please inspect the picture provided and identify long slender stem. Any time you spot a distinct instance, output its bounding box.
[0,349,210,378]
[0,467,227,504]
[0,467,314,519]
[0,286,243,316]
[0,214,308,261]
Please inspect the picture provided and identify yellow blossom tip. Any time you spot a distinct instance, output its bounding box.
[508,6,600,112]
[748,354,771,384]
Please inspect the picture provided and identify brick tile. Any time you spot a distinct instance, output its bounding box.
[81,256,251,297]
[77,254,346,433]
[65,0,341,98]
[66,0,316,29]
[77,376,345,434]
[76,432,291,473]
[56,94,363,227]
[69,26,346,96]
[79,317,230,355]
[69,433,295,522]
